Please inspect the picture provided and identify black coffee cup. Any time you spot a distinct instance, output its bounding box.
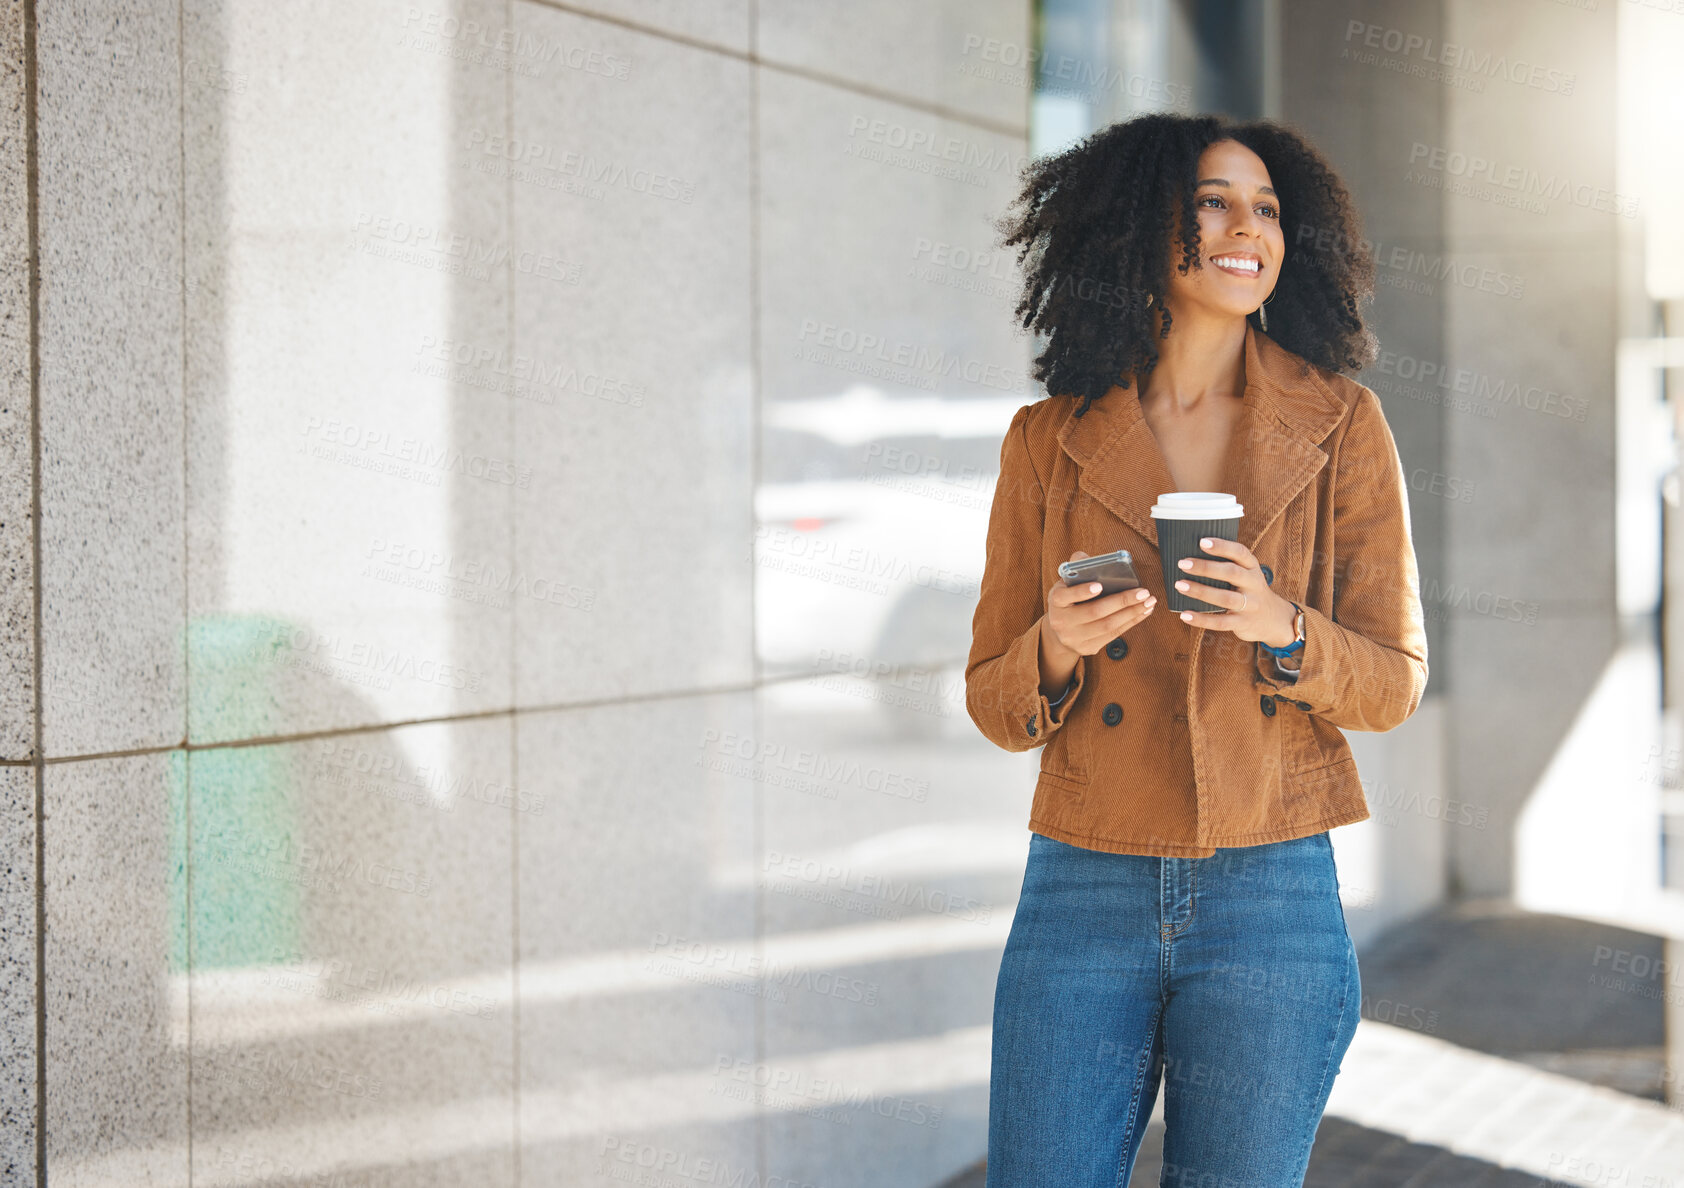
[1149,492,1244,613]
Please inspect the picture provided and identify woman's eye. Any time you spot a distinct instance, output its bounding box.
[1200,194,1280,219]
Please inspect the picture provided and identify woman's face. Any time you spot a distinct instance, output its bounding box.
[1163,138,1284,323]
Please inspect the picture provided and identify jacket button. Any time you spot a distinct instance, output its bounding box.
[1106,637,1129,661]
[1260,564,1274,586]
[1259,694,1277,716]
[1102,702,1123,726]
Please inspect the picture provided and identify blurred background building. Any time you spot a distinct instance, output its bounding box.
[3,0,1684,1184]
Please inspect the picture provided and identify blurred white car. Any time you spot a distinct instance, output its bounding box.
[756,385,1027,735]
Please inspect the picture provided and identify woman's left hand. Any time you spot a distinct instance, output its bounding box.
[1172,536,1297,647]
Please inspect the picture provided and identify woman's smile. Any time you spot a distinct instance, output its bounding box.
[1209,251,1263,278]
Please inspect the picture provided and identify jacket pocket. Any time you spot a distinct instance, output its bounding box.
[1282,705,1335,775]
[1042,696,1091,786]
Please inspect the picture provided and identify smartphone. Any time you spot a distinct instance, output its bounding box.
[1059,549,1142,603]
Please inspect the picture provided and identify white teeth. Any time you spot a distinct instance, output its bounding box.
[1212,255,1260,272]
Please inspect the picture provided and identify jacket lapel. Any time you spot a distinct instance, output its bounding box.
[1054,321,1349,553]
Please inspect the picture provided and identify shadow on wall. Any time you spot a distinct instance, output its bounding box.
[168,613,497,977]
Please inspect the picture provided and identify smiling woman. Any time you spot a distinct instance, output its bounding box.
[971,112,1427,1187]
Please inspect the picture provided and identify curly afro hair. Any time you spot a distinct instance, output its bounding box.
[993,111,1379,417]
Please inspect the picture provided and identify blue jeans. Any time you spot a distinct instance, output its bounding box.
[987,830,1360,1187]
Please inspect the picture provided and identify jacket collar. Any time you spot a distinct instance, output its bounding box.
[1054,320,1349,552]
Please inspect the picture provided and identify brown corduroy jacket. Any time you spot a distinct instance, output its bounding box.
[965,321,1429,857]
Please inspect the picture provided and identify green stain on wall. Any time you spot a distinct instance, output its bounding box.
[172,614,306,972]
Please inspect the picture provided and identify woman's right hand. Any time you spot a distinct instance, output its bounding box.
[1043,550,1157,660]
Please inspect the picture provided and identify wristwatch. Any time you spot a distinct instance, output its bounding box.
[1260,601,1305,657]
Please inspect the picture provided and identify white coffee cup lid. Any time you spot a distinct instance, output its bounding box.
[1149,491,1244,519]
